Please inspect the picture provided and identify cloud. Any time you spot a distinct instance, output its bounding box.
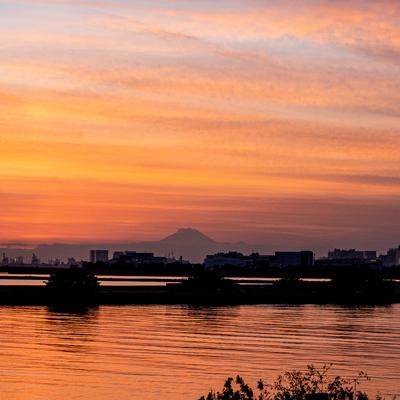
[152,1,400,63]
[1,0,399,247]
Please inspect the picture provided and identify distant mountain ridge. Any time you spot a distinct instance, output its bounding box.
[160,228,217,245]
[0,228,255,264]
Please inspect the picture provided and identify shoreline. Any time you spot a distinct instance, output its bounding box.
[1,281,399,306]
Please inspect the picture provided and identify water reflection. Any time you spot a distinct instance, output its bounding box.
[44,305,99,353]
[47,304,99,316]
[0,305,398,399]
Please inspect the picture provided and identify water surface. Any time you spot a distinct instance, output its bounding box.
[0,305,399,399]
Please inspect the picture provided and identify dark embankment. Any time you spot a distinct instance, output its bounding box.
[0,267,399,306]
[2,261,400,279]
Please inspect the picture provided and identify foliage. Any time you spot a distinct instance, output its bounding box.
[183,269,239,292]
[199,365,370,400]
[332,267,384,291]
[46,268,99,293]
[273,277,301,288]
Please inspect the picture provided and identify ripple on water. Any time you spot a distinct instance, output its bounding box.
[0,305,399,399]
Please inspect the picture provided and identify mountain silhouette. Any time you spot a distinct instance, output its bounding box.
[160,228,217,246]
[132,228,249,262]
[0,228,254,264]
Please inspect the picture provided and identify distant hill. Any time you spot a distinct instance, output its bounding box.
[0,228,255,264]
[161,228,217,246]
[119,228,254,263]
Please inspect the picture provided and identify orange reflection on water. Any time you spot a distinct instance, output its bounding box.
[0,305,399,399]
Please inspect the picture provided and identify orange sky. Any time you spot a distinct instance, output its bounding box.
[1,0,399,253]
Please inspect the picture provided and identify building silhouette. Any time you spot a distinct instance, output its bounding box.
[204,251,314,268]
[380,246,400,267]
[111,251,169,264]
[328,249,377,261]
[90,250,109,263]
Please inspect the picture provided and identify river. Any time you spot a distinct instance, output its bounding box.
[0,305,399,399]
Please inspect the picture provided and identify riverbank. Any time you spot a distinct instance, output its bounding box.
[0,280,399,305]
[2,264,400,280]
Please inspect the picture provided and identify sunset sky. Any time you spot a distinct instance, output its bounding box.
[1,0,399,253]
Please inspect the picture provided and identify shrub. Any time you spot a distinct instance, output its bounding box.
[199,364,370,400]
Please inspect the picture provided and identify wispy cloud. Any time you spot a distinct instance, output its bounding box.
[1,0,399,248]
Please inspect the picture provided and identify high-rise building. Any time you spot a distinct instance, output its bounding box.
[380,246,400,267]
[90,250,109,263]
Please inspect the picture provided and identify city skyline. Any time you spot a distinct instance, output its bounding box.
[1,0,400,251]
[1,227,399,265]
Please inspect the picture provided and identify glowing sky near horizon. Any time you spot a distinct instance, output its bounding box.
[1,0,399,252]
